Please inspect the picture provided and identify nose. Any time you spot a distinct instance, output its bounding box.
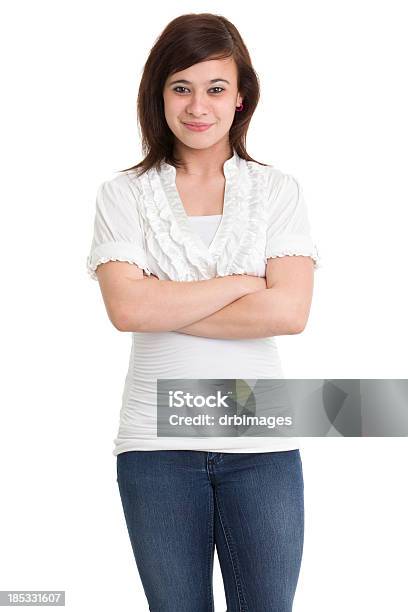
[185,93,210,115]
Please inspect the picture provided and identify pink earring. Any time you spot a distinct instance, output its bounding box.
[235,102,244,112]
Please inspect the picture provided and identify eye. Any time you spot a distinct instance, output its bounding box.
[172,86,225,94]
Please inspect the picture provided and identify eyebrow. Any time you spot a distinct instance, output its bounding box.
[168,78,230,86]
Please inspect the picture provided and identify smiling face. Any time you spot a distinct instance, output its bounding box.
[163,56,243,152]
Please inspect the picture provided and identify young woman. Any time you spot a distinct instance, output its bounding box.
[87,12,320,612]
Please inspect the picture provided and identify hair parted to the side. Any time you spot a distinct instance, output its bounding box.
[118,13,268,177]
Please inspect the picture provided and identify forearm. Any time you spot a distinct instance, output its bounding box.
[175,287,300,339]
[121,276,253,333]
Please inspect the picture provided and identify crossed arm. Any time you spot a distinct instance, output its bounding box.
[143,256,315,339]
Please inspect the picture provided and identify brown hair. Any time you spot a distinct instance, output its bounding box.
[118,13,267,176]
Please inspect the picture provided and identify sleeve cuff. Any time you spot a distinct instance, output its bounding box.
[86,241,152,280]
[265,234,322,269]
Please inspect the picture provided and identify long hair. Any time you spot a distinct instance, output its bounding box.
[118,13,267,176]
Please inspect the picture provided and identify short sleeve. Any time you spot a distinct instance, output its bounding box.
[86,174,152,280]
[265,170,321,269]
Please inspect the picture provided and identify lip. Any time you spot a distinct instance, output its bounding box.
[182,122,214,132]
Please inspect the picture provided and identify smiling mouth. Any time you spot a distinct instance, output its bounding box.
[183,122,213,126]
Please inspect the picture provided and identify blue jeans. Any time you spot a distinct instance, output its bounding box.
[116,449,304,612]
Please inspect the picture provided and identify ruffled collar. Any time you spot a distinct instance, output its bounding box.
[155,148,241,259]
[130,147,267,280]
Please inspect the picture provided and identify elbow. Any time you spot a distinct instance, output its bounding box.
[110,307,143,333]
[265,315,306,336]
[289,310,310,334]
[116,313,166,333]
[290,318,307,334]
[110,312,129,332]
[266,289,312,335]
[112,318,130,332]
[281,304,309,335]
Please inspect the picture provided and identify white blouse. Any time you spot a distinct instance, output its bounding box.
[86,148,321,456]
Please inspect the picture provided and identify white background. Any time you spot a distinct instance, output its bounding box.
[1,1,407,610]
